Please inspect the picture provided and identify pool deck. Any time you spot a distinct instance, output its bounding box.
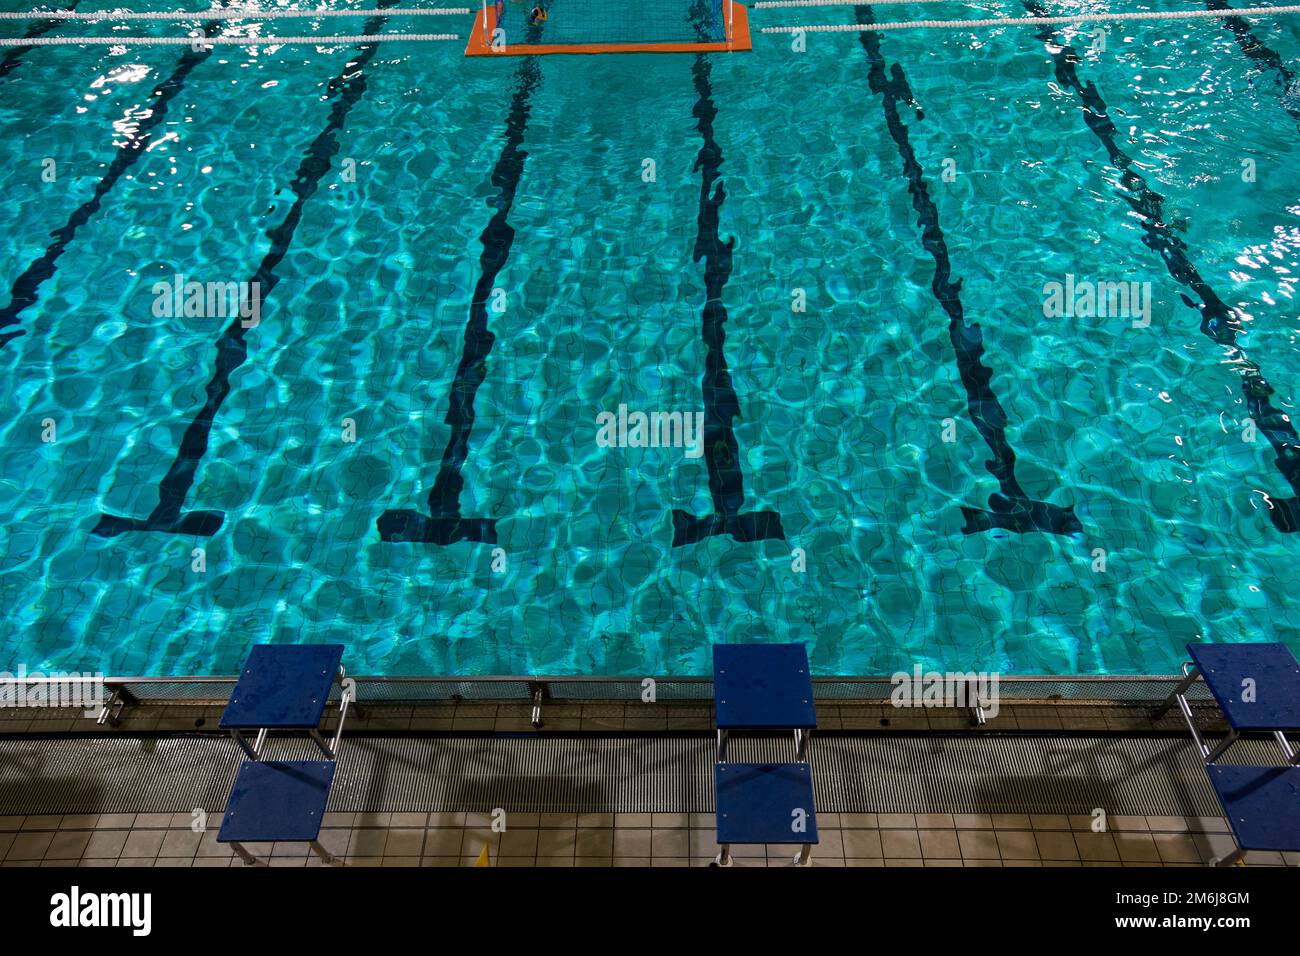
[1,698,1296,868]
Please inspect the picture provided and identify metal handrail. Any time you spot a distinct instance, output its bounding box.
[5,672,1219,704]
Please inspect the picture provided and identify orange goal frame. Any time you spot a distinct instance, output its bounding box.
[464,2,751,56]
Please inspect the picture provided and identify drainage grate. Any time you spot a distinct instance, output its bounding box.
[0,733,1280,817]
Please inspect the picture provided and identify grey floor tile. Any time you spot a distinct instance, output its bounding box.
[5,832,54,861]
[60,815,100,829]
[880,830,922,859]
[876,813,916,829]
[83,831,129,859]
[651,829,689,858]
[613,829,652,858]
[651,813,690,829]
[425,812,464,828]
[539,814,577,829]
[957,830,1000,861]
[842,829,883,858]
[915,814,955,829]
[814,829,844,858]
[990,814,1032,830]
[1075,832,1121,863]
[919,829,961,859]
[423,829,465,856]
[1113,832,1161,863]
[537,829,577,857]
[995,831,1039,860]
[384,829,426,857]
[1034,831,1079,861]
[347,829,388,858]
[1029,815,1071,831]
[839,814,878,829]
[1108,815,1150,832]
[132,813,174,829]
[94,814,137,830]
[44,831,91,861]
[498,829,538,858]
[159,831,202,859]
[389,813,428,829]
[270,842,310,858]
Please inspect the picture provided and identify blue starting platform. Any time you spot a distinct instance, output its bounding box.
[1156,642,1300,865]
[711,643,819,866]
[219,644,348,760]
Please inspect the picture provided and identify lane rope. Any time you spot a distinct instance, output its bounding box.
[755,0,994,6]
[761,5,1300,31]
[0,32,461,44]
[0,7,470,18]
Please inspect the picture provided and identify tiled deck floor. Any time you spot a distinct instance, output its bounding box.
[3,698,1295,868]
[2,809,1296,868]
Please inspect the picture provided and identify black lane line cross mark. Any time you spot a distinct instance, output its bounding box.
[1024,0,1300,532]
[854,6,1082,536]
[0,19,221,350]
[670,52,786,546]
[377,18,550,545]
[91,4,400,537]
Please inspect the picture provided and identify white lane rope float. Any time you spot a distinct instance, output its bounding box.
[0,7,470,18]
[0,32,461,44]
[6,2,1299,42]
[0,6,468,44]
[760,2,1300,31]
[755,0,994,6]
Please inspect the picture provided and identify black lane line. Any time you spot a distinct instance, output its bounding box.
[92,4,400,538]
[0,20,221,350]
[670,53,786,546]
[1205,0,1300,129]
[377,21,549,545]
[0,0,82,82]
[1024,0,1300,532]
[853,6,1081,536]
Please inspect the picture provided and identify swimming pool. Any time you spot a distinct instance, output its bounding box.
[1,1,1299,677]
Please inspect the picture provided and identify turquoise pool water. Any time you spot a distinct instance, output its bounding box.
[1,1,1299,677]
